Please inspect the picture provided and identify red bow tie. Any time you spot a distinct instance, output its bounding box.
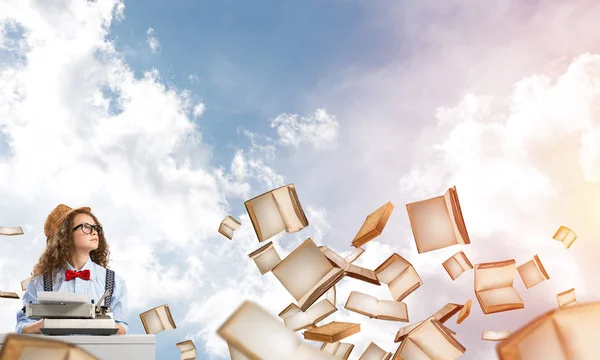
[65,269,91,281]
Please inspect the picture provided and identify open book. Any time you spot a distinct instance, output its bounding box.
[517,254,550,289]
[248,241,281,275]
[394,303,463,343]
[457,299,472,324]
[374,254,423,302]
[278,299,337,332]
[218,300,335,360]
[442,251,473,281]
[482,330,510,341]
[244,184,309,242]
[139,304,177,334]
[272,238,345,311]
[351,202,394,247]
[320,342,354,359]
[0,226,23,236]
[474,260,524,315]
[320,246,380,285]
[496,301,600,360]
[557,288,577,308]
[406,186,471,253]
[0,334,98,360]
[359,342,392,360]
[303,322,360,343]
[176,340,196,360]
[392,317,466,360]
[219,216,241,240]
[344,291,408,322]
[553,225,577,249]
[0,291,19,299]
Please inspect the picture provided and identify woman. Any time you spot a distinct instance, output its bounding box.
[16,204,129,334]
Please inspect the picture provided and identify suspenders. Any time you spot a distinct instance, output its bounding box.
[43,268,115,307]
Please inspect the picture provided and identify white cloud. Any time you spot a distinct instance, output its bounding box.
[187,73,199,84]
[146,27,160,53]
[192,101,205,118]
[270,108,340,150]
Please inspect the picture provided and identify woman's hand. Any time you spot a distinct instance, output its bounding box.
[22,319,44,334]
[115,323,126,335]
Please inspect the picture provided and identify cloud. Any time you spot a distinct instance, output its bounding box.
[270,108,340,150]
[146,27,160,53]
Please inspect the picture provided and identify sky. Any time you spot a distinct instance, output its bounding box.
[1,0,600,359]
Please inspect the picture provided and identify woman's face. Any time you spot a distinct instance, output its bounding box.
[72,213,100,253]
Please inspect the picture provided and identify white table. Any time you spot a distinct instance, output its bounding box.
[0,333,155,360]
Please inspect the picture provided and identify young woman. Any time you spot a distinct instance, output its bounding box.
[16,204,129,334]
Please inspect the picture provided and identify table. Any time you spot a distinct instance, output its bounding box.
[0,333,155,360]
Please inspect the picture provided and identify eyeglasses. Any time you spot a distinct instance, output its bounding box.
[73,223,103,236]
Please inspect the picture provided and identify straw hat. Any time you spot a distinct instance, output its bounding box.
[44,204,91,238]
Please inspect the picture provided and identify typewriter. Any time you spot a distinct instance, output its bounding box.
[23,290,117,335]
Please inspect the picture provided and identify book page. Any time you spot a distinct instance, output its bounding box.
[477,286,523,308]
[285,299,337,331]
[321,342,341,354]
[223,216,241,231]
[552,302,600,359]
[335,343,354,358]
[406,194,457,253]
[474,260,516,292]
[517,255,550,289]
[345,263,379,284]
[359,342,390,360]
[272,238,336,303]
[272,185,306,232]
[245,191,286,241]
[395,338,431,360]
[156,305,176,331]
[218,301,335,360]
[375,254,410,283]
[249,242,281,275]
[375,300,408,322]
[388,266,422,301]
[409,319,465,359]
[345,291,379,317]
[457,299,472,324]
[219,223,234,239]
[557,288,577,308]
[326,286,336,306]
[444,187,471,245]
[442,257,463,281]
[0,226,23,235]
[228,342,251,360]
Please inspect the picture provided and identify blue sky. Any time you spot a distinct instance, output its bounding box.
[2,1,600,359]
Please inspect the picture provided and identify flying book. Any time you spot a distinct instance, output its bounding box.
[358,342,392,360]
[0,291,19,299]
[351,202,394,247]
[272,238,345,311]
[394,303,463,343]
[248,241,281,275]
[474,260,524,315]
[343,247,365,263]
[392,317,466,360]
[278,300,337,332]
[320,246,380,285]
[218,300,335,360]
[557,288,577,308]
[227,342,251,360]
[244,184,309,242]
[0,334,98,360]
[517,254,550,289]
[552,225,576,249]
[482,330,511,341]
[442,251,473,281]
[406,186,471,254]
[320,342,354,359]
[303,322,360,343]
[457,299,472,324]
[219,216,241,240]
[344,291,408,322]
[0,226,23,236]
[374,253,423,302]
[20,277,32,291]
[176,340,196,360]
[496,301,600,360]
[139,304,177,334]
